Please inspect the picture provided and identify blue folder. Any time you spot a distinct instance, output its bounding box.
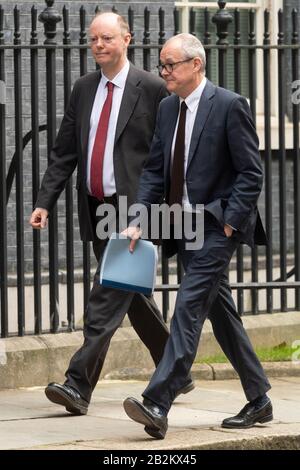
[99,233,158,296]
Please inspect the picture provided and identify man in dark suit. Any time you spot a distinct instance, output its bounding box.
[123,33,272,439]
[30,13,193,416]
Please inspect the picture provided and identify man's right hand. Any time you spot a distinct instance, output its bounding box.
[30,208,49,229]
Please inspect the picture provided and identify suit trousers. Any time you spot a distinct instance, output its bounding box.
[143,215,271,412]
[64,236,170,403]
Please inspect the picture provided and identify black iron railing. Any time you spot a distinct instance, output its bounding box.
[0,0,300,337]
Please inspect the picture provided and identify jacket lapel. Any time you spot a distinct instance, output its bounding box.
[81,70,101,159]
[114,65,141,143]
[186,80,215,170]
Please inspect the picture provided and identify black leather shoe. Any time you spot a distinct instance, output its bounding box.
[45,383,89,415]
[222,398,273,429]
[175,380,195,399]
[123,397,168,439]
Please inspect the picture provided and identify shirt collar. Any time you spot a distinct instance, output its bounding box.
[101,59,130,89]
[180,76,207,113]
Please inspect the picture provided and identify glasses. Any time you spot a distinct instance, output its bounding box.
[156,58,194,74]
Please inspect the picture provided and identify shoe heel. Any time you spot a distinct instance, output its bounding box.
[181,383,195,394]
[145,426,166,440]
[66,405,87,415]
[259,413,273,424]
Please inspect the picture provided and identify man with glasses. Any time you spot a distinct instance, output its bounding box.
[157,58,194,74]
[30,13,194,416]
[123,33,272,439]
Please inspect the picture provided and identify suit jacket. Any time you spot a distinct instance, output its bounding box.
[136,79,267,258]
[35,64,168,241]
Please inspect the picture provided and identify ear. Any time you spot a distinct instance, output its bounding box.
[124,33,132,47]
[193,57,202,73]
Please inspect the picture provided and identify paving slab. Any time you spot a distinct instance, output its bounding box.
[0,377,299,450]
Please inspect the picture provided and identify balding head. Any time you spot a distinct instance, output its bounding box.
[89,12,131,79]
[90,12,130,37]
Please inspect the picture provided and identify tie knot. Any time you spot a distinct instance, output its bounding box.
[106,81,114,92]
[181,101,187,112]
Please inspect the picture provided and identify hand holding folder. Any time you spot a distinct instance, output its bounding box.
[99,233,158,296]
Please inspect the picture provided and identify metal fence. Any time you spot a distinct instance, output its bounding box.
[0,0,300,338]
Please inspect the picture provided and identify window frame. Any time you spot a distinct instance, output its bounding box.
[174,1,285,129]
[175,1,260,33]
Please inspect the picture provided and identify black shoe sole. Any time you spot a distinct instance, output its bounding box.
[258,413,274,424]
[144,425,165,439]
[123,399,166,439]
[45,386,88,415]
[221,413,273,429]
[176,382,195,398]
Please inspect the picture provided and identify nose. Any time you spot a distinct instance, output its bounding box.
[95,37,104,47]
[161,67,169,78]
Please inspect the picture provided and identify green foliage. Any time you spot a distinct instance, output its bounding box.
[196,342,295,364]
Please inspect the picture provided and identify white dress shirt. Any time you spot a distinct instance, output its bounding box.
[86,60,130,196]
[171,77,207,211]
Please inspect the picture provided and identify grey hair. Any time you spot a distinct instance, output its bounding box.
[166,33,206,73]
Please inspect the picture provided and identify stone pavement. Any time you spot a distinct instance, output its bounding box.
[0,377,300,450]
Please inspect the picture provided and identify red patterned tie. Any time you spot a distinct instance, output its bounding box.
[90,81,114,200]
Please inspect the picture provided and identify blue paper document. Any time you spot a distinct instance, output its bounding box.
[99,233,158,296]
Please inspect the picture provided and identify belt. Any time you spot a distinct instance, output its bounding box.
[102,193,118,205]
[88,193,118,206]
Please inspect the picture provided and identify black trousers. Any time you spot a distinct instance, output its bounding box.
[64,236,170,402]
[143,215,271,412]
